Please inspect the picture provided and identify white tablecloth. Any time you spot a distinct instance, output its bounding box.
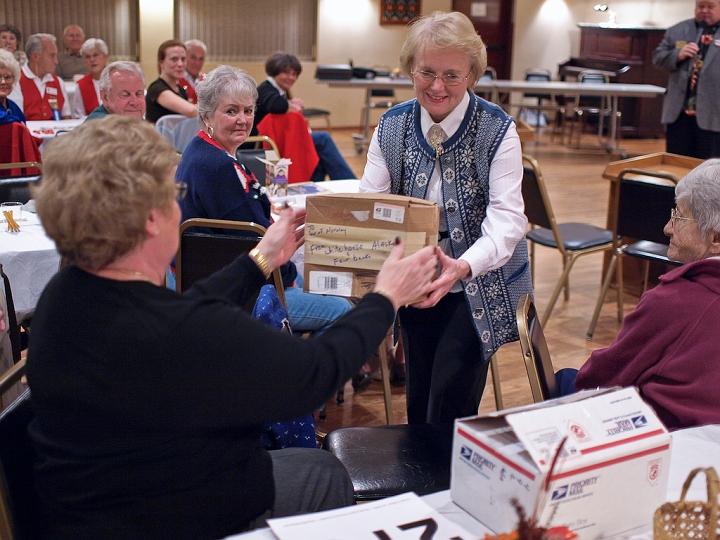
[0,211,60,321]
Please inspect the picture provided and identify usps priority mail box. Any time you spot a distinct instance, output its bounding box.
[450,387,671,539]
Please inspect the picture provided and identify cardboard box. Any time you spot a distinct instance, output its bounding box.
[451,387,671,539]
[303,192,438,298]
[257,153,292,198]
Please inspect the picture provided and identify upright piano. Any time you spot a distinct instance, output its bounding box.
[558,25,668,138]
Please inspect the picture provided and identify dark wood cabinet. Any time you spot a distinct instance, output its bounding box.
[565,25,668,138]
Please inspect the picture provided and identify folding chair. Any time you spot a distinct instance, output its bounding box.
[236,135,281,185]
[521,154,614,326]
[0,163,42,204]
[176,218,286,309]
[587,169,682,339]
[566,71,617,148]
[0,360,40,540]
[515,294,559,402]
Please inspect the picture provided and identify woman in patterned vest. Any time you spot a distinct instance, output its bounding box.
[360,11,532,427]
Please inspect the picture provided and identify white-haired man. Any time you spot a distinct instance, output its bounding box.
[9,33,71,120]
[85,61,146,120]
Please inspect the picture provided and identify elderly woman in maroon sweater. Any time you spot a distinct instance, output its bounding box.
[575,159,720,430]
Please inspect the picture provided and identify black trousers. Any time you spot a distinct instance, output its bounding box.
[666,112,720,159]
[399,292,488,427]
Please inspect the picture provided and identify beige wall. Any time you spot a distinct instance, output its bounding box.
[137,0,695,128]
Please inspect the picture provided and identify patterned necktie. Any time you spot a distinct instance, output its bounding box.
[427,124,445,156]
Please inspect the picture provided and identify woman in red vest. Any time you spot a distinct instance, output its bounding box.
[71,39,108,118]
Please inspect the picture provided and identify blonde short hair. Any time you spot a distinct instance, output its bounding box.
[33,116,180,270]
[399,11,487,85]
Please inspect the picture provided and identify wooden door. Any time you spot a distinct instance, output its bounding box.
[453,0,514,80]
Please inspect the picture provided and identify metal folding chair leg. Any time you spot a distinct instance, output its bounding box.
[587,251,619,339]
[377,334,394,424]
[489,354,503,411]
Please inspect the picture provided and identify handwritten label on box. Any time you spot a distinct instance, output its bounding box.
[305,224,426,271]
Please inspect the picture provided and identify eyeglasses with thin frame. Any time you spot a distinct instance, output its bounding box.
[175,182,188,202]
[670,207,696,229]
[0,74,14,83]
[411,69,470,87]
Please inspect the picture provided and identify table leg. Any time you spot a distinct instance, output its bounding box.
[603,95,628,159]
[352,88,374,154]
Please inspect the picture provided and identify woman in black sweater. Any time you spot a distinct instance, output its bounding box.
[26,115,438,539]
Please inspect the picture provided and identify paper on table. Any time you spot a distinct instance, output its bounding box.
[267,492,476,540]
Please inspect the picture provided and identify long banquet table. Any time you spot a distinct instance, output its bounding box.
[319,76,665,156]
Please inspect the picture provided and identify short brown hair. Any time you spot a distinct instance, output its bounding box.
[33,116,180,270]
[265,52,302,77]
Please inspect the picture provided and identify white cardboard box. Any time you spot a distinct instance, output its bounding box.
[450,387,671,539]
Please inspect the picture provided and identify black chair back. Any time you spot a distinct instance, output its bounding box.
[524,69,551,101]
[0,176,41,205]
[578,71,607,109]
[521,165,553,231]
[0,389,40,540]
[176,218,286,311]
[616,177,675,245]
[235,149,267,184]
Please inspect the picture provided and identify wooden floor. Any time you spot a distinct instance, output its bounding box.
[315,125,666,432]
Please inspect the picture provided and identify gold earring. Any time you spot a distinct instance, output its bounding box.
[207,125,214,138]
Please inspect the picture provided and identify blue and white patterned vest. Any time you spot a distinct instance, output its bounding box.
[377,93,532,361]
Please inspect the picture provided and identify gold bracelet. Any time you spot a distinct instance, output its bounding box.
[249,248,271,279]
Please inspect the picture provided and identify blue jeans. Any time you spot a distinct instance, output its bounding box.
[284,286,352,333]
[309,132,356,181]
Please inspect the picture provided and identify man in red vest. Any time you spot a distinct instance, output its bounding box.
[8,33,71,120]
[179,39,206,104]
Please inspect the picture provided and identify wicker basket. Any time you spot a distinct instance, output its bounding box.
[654,467,720,540]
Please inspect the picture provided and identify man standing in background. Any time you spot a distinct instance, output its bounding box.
[653,0,720,158]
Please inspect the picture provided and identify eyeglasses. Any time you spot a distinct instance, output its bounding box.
[411,69,469,87]
[0,74,14,82]
[175,182,188,201]
[670,207,696,229]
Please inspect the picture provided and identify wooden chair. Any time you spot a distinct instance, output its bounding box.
[0,360,39,540]
[586,169,681,339]
[0,163,42,204]
[516,293,559,402]
[521,154,614,326]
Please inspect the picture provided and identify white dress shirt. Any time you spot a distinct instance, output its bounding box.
[8,64,72,117]
[359,91,526,286]
[71,77,100,118]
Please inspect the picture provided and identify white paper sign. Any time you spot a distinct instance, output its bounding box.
[267,492,475,540]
